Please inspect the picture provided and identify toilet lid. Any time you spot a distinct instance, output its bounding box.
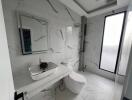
[69,72,86,83]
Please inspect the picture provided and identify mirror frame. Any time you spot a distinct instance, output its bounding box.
[17,12,49,55]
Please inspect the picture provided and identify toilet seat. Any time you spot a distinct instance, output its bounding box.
[69,72,86,84]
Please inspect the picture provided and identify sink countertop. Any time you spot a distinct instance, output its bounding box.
[29,62,57,76]
[16,64,70,99]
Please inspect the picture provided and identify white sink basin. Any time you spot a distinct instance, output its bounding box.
[29,62,57,80]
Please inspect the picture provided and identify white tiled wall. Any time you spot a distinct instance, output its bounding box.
[2,0,80,90]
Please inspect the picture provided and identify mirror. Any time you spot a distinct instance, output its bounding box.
[17,12,48,55]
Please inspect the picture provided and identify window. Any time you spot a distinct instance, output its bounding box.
[100,12,125,73]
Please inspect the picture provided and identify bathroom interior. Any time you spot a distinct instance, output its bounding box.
[1,0,132,100]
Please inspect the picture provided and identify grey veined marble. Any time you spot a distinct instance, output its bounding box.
[56,71,123,100]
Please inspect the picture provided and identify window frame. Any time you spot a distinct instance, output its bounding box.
[99,11,127,74]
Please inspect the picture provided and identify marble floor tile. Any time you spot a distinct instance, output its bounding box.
[56,71,123,100]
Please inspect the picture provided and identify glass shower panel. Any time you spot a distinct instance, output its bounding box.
[118,11,132,75]
[100,13,125,72]
[114,9,132,100]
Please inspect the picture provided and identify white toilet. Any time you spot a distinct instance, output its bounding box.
[64,63,87,94]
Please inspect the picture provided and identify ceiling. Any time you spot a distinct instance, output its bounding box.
[58,0,130,18]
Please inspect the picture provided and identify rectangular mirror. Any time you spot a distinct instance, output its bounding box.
[17,12,48,55]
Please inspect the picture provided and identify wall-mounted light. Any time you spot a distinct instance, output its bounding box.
[67,26,72,33]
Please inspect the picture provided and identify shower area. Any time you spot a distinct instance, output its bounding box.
[77,2,132,100]
[69,1,132,99]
